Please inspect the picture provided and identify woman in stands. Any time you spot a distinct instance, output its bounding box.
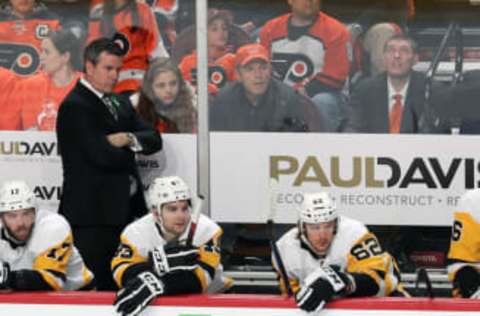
[87,0,168,94]
[177,9,251,93]
[19,29,81,131]
[134,57,196,133]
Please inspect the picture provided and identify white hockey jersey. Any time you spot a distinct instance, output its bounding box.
[274,215,403,296]
[447,189,480,297]
[112,213,229,292]
[0,209,94,290]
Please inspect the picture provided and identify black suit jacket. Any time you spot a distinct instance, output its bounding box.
[345,71,426,133]
[56,81,162,227]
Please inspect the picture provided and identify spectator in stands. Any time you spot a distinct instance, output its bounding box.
[210,43,322,132]
[447,189,480,298]
[0,0,61,76]
[133,57,197,133]
[259,0,351,132]
[178,9,246,94]
[113,176,230,316]
[148,0,178,54]
[88,0,169,94]
[274,192,408,313]
[18,29,81,131]
[0,67,20,130]
[0,180,94,291]
[56,38,162,290]
[345,34,426,133]
[362,23,403,77]
[172,8,251,64]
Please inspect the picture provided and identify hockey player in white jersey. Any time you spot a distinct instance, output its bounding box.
[113,176,229,316]
[274,191,408,313]
[0,180,94,291]
[447,189,480,298]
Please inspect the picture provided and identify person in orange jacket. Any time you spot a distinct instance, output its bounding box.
[88,0,169,94]
[0,66,21,130]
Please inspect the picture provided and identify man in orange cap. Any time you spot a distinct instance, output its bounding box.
[210,43,322,132]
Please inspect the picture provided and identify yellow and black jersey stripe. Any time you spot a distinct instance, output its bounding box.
[111,235,148,287]
[194,230,222,291]
[33,234,73,290]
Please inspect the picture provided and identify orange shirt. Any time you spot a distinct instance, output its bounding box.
[0,67,21,130]
[179,51,235,93]
[88,1,167,93]
[19,71,81,131]
[259,12,350,90]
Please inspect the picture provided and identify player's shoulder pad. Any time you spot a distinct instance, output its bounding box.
[121,213,155,246]
[457,189,480,223]
[276,227,300,249]
[30,210,71,253]
[336,215,369,243]
[192,214,221,246]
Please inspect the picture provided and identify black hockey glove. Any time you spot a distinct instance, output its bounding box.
[0,261,10,289]
[114,271,164,316]
[295,265,354,313]
[455,265,480,298]
[149,244,199,277]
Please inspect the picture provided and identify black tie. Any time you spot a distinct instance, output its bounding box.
[102,94,118,121]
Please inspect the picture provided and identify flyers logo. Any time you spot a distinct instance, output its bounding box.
[191,66,228,88]
[209,66,227,87]
[0,43,40,76]
[271,52,314,83]
[112,32,130,56]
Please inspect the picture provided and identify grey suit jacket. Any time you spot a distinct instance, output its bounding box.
[345,71,426,133]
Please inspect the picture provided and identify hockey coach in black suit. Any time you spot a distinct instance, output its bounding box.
[56,38,162,290]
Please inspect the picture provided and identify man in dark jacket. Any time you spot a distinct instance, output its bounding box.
[345,34,426,133]
[210,43,322,132]
[56,38,162,290]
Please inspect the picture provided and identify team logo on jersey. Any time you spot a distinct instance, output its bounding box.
[0,43,40,76]
[35,24,50,40]
[271,52,314,83]
[191,66,228,88]
[270,37,326,84]
[112,32,131,56]
[209,66,227,88]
